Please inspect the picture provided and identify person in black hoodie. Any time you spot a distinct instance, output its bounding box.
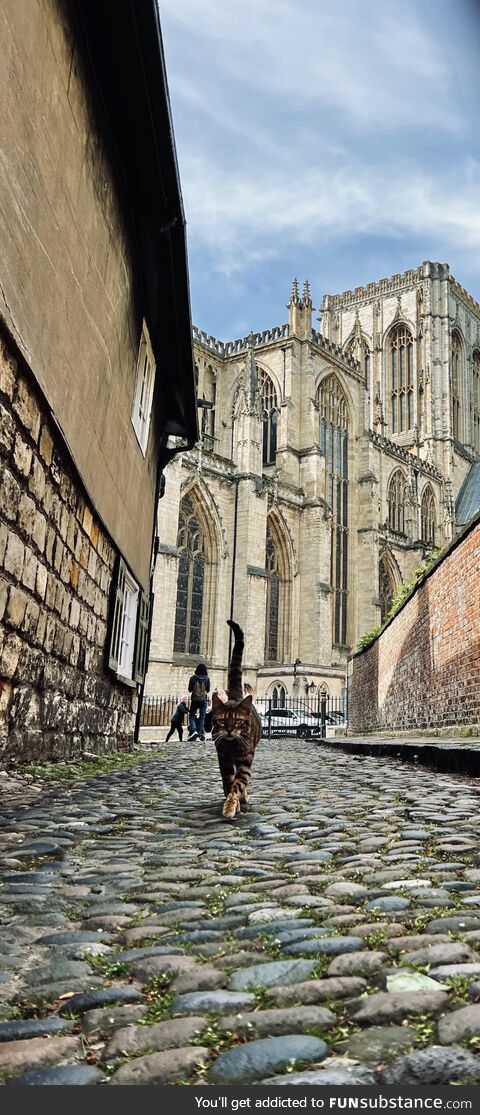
[188,663,210,741]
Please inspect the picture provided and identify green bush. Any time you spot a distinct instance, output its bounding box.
[356,545,445,652]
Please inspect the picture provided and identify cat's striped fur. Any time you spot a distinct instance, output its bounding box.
[212,619,261,820]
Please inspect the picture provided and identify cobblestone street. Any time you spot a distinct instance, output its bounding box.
[1,740,480,1086]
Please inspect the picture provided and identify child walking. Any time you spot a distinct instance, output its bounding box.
[165,695,189,742]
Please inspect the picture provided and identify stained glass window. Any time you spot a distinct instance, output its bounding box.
[317,374,349,646]
[379,556,395,625]
[390,325,414,433]
[452,330,462,441]
[473,351,480,453]
[173,495,205,654]
[388,470,406,534]
[261,371,279,465]
[265,530,280,661]
[421,486,436,546]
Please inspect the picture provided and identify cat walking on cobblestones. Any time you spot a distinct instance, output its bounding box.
[211,619,261,820]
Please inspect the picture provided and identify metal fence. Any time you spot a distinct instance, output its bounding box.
[141,692,347,736]
[140,695,179,727]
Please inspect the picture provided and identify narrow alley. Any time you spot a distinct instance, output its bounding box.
[1,741,480,1085]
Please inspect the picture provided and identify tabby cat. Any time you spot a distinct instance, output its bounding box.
[211,619,261,820]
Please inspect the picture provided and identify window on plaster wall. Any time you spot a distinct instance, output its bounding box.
[108,558,150,684]
[132,321,156,455]
[389,325,414,434]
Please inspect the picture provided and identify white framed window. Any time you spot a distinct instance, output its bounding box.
[132,321,156,454]
[117,570,139,680]
[108,558,150,684]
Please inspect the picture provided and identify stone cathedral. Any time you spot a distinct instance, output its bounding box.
[146,261,480,704]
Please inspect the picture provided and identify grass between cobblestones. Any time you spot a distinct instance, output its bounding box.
[22,751,162,781]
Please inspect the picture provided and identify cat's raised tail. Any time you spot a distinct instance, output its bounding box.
[226,619,244,702]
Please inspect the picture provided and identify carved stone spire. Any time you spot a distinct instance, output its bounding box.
[288,277,300,307]
[302,279,312,307]
[288,278,313,339]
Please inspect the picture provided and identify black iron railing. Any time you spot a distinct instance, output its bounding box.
[140,693,347,736]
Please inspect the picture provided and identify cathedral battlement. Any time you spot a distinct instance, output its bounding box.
[322,261,452,310]
[311,328,361,372]
[192,322,290,357]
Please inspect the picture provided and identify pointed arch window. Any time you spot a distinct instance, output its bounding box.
[473,350,480,453]
[271,684,287,708]
[452,330,463,441]
[173,495,206,655]
[201,364,217,451]
[389,325,414,433]
[317,374,349,646]
[379,555,396,625]
[346,336,371,387]
[261,370,279,465]
[421,485,436,546]
[388,470,406,534]
[265,529,280,662]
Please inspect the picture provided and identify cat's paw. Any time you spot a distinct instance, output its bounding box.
[222,790,239,821]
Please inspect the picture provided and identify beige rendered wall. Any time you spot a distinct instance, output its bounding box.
[1,0,158,589]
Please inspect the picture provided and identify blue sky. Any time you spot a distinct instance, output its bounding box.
[161,0,480,341]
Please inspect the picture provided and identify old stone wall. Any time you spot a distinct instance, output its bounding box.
[0,336,136,763]
[349,513,480,734]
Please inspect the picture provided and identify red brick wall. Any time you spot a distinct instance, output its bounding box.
[349,516,480,733]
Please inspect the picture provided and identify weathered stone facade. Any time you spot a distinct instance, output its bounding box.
[146,263,480,704]
[348,513,480,734]
[0,0,196,762]
[0,339,137,761]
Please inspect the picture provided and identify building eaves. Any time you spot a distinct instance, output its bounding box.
[71,0,198,446]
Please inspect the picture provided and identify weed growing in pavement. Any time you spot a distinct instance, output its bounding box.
[326,1019,362,1048]
[191,1021,241,1056]
[137,973,175,1024]
[411,1013,437,1044]
[87,955,130,980]
[363,931,390,950]
[257,933,286,959]
[252,986,275,1009]
[311,956,332,978]
[22,751,158,782]
[408,908,460,932]
[446,975,474,1003]
[460,1036,480,1052]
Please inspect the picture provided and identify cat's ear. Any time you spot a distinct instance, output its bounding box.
[239,694,252,710]
[211,693,223,714]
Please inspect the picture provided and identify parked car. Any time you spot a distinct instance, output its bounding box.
[261,708,324,739]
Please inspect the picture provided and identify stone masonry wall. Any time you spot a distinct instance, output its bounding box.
[349,514,480,734]
[0,335,137,763]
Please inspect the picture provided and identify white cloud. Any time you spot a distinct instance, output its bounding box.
[181,151,480,277]
[161,0,462,132]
